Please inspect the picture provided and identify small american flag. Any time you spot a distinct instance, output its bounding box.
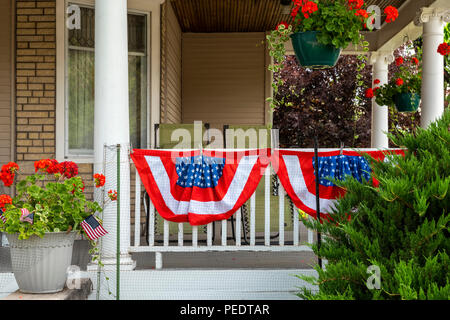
[20,208,34,224]
[0,208,6,224]
[80,215,108,240]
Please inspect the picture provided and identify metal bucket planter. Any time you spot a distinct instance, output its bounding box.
[393,92,421,112]
[290,31,342,69]
[6,232,76,293]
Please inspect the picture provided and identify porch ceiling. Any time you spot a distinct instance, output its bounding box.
[169,0,408,33]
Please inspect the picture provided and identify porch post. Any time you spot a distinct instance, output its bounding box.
[369,52,393,148]
[90,0,135,270]
[415,8,450,128]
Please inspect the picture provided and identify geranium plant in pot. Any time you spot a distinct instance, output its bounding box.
[266,0,399,108]
[0,160,113,294]
[366,55,422,112]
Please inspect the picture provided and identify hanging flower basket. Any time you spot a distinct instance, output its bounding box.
[393,92,421,113]
[290,31,342,69]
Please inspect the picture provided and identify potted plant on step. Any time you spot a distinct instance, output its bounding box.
[0,160,113,294]
[366,55,422,112]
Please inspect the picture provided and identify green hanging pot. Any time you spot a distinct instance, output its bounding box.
[290,31,342,69]
[393,92,421,112]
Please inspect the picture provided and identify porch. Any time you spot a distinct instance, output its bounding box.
[0,0,449,300]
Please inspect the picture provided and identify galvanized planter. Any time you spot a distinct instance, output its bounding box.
[6,232,76,294]
[290,31,342,69]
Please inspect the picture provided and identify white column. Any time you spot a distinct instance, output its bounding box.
[415,8,450,128]
[369,52,393,148]
[89,0,135,270]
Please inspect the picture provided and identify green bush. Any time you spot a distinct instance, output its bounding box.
[298,109,450,300]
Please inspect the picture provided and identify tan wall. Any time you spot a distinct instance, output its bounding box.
[15,0,56,172]
[160,0,182,124]
[0,0,13,166]
[182,33,268,131]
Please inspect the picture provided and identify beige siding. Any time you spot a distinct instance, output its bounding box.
[182,33,266,130]
[161,0,182,124]
[0,0,12,165]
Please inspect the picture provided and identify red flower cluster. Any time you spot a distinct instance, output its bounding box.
[365,88,374,98]
[348,0,364,11]
[34,159,59,174]
[437,42,450,56]
[384,6,399,23]
[396,78,404,86]
[0,162,19,187]
[108,190,117,201]
[374,79,380,85]
[395,57,404,66]
[301,1,318,19]
[0,194,12,210]
[411,57,419,65]
[58,161,79,179]
[355,9,369,20]
[93,173,106,188]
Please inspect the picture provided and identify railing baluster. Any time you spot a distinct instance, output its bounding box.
[149,201,155,246]
[164,220,169,247]
[278,180,284,246]
[264,166,270,246]
[235,208,241,246]
[222,220,227,246]
[308,224,314,244]
[134,173,141,246]
[250,192,256,246]
[293,205,299,246]
[192,226,198,247]
[178,223,183,246]
[207,223,212,247]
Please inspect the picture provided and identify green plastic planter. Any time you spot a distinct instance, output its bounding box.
[393,93,421,112]
[290,31,342,69]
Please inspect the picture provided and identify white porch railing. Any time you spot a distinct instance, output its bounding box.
[129,164,316,269]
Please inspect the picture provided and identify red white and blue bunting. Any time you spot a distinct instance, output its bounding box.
[131,149,271,226]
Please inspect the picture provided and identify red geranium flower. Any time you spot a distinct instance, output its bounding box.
[348,0,364,10]
[396,78,404,86]
[355,9,369,20]
[302,1,318,19]
[34,159,59,174]
[374,79,380,85]
[108,190,118,201]
[93,173,106,188]
[58,161,79,179]
[0,194,12,210]
[411,57,419,65]
[395,57,404,66]
[384,6,399,23]
[0,162,19,187]
[437,42,450,56]
[365,88,374,98]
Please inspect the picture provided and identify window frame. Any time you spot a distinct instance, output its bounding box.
[56,0,160,163]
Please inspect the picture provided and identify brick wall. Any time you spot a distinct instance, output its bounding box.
[15,0,56,173]
[14,0,145,239]
[15,0,95,198]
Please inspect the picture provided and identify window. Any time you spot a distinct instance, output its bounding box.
[66,5,148,157]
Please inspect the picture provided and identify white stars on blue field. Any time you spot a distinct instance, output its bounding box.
[312,155,371,186]
[175,155,225,188]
